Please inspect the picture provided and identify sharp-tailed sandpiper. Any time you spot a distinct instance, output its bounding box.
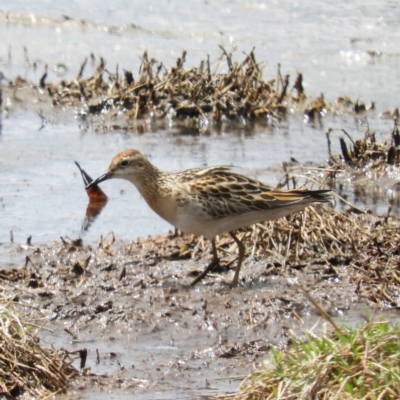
[86,150,332,286]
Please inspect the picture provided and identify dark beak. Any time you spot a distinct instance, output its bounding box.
[85,172,113,190]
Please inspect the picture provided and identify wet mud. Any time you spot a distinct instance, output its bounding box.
[2,217,399,399]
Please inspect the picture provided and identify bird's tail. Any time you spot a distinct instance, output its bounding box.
[307,189,334,204]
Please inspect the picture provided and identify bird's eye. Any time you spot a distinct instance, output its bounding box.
[119,160,130,168]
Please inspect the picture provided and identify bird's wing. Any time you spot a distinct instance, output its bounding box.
[185,168,330,218]
[173,166,232,182]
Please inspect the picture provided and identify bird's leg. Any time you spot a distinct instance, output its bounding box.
[190,238,219,286]
[230,232,245,286]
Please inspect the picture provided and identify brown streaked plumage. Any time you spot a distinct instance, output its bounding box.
[87,149,333,286]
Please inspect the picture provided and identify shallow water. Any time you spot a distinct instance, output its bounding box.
[0,110,395,253]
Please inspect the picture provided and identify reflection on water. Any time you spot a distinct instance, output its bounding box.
[336,166,400,215]
[74,161,108,231]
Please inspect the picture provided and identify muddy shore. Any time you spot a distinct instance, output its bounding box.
[2,202,400,398]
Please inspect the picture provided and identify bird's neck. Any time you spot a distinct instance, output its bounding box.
[132,164,163,201]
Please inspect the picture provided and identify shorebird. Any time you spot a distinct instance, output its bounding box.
[86,150,332,286]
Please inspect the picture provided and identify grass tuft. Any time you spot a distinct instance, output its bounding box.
[220,319,400,399]
[0,295,79,398]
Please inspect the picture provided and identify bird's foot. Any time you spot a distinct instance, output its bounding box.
[230,276,244,288]
[190,257,220,286]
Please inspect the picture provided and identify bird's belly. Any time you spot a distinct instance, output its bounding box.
[173,205,312,239]
[167,203,217,239]
[151,193,314,240]
[174,217,216,239]
[172,207,254,239]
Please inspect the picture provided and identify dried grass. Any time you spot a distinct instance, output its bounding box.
[327,121,400,168]
[44,49,298,122]
[0,294,79,398]
[7,49,375,129]
[233,201,399,305]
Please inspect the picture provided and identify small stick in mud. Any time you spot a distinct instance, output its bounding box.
[77,57,88,80]
[39,64,47,88]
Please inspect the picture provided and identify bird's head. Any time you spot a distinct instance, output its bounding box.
[86,150,153,189]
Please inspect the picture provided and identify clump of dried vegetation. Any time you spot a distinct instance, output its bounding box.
[0,294,79,398]
[235,202,399,305]
[6,48,375,130]
[327,119,400,168]
[47,48,292,121]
